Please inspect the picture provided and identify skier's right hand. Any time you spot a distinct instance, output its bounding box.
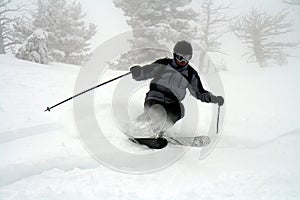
[130,65,142,78]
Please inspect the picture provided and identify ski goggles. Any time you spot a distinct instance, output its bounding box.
[173,53,192,63]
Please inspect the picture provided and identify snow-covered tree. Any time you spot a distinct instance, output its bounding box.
[0,0,23,54]
[283,0,300,12]
[197,0,230,53]
[112,0,199,70]
[197,0,230,73]
[12,18,33,49]
[16,29,49,64]
[15,0,97,65]
[231,8,298,67]
[62,1,97,65]
[283,0,300,6]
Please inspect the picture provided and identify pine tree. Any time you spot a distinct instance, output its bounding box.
[61,1,97,65]
[12,18,33,49]
[14,0,96,65]
[112,0,199,70]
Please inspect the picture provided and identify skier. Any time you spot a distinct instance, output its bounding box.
[129,40,224,140]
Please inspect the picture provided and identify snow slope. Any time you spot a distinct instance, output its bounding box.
[0,54,300,200]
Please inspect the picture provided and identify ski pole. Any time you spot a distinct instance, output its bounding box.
[210,96,223,134]
[216,105,220,134]
[45,72,131,112]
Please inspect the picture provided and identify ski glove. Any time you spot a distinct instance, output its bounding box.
[130,65,142,78]
[200,92,224,106]
[199,92,212,103]
[211,95,224,106]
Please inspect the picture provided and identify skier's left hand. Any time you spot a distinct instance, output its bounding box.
[211,95,224,106]
[199,92,212,103]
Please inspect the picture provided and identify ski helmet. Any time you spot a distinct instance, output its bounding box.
[173,40,193,59]
[173,40,193,66]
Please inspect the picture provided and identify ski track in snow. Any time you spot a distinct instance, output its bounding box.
[0,123,63,144]
[217,129,300,149]
[0,154,99,187]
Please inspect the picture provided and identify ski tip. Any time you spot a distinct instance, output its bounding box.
[44,107,51,112]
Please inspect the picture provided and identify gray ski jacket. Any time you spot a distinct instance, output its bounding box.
[132,58,209,103]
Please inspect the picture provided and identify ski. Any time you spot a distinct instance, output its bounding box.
[129,135,210,149]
